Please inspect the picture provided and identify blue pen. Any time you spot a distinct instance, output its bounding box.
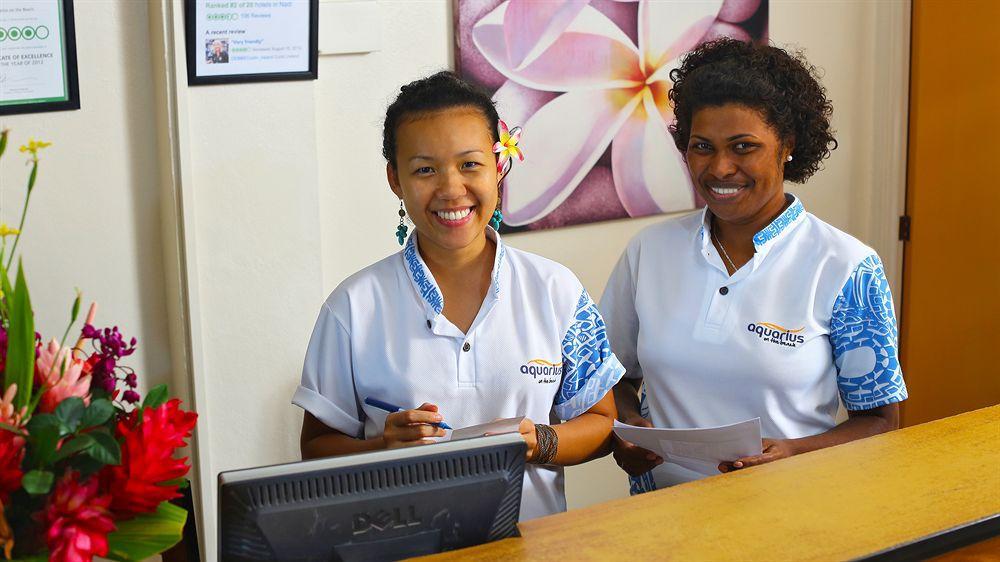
[364,397,453,430]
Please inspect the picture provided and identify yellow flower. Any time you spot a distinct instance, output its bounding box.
[18,138,52,159]
[0,224,19,238]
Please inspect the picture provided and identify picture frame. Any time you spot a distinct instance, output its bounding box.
[0,0,81,116]
[184,0,318,86]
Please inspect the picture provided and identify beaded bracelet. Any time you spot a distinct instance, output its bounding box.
[533,424,558,465]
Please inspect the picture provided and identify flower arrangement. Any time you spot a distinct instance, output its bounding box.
[0,129,198,562]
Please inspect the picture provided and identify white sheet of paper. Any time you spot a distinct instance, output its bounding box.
[613,418,763,476]
[437,416,524,442]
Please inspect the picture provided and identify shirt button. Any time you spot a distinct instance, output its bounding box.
[462,342,471,352]
[719,286,729,295]
[426,320,432,329]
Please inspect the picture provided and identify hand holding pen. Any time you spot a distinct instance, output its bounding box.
[365,398,452,449]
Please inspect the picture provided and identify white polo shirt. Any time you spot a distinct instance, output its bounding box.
[599,194,907,492]
[294,228,624,520]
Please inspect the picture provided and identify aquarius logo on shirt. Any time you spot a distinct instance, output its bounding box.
[748,322,806,348]
[520,359,562,383]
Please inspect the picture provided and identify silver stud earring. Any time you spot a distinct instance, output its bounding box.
[786,155,793,162]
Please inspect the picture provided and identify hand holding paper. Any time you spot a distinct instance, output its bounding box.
[613,418,763,477]
[612,417,664,476]
[719,437,797,473]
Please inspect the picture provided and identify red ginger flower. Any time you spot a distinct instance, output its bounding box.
[0,429,25,504]
[106,399,197,517]
[42,470,115,562]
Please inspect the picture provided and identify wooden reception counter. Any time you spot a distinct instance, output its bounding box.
[419,406,1000,561]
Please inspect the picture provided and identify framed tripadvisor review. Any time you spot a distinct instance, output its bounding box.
[185,0,318,86]
[0,0,80,115]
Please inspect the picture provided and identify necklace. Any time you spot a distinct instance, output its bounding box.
[711,226,738,274]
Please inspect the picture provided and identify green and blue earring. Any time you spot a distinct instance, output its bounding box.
[489,208,503,230]
[395,201,408,245]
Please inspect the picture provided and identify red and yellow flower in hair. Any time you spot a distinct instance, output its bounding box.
[493,119,524,175]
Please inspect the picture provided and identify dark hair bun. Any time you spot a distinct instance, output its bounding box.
[382,71,500,168]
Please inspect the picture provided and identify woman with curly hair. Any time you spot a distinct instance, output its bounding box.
[599,38,908,492]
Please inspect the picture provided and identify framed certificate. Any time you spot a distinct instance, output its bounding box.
[184,0,318,86]
[0,0,80,115]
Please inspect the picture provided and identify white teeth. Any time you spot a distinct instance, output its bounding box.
[710,186,742,195]
[436,208,472,221]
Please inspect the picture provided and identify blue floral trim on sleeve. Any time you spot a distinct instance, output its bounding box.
[403,235,444,314]
[553,289,625,420]
[830,255,907,410]
[628,384,658,495]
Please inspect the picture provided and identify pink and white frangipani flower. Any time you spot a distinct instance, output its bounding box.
[473,0,724,226]
[36,339,92,414]
[493,119,525,174]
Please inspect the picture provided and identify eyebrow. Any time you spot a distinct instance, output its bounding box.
[409,150,486,162]
[690,134,760,142]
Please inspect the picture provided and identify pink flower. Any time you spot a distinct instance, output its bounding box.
[0,384,26,428]
[472,0,729,225]
[41,471,115,562]
[493,119,525,173]
[36,339,92,414]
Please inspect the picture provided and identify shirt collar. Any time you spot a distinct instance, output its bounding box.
[695,193,806,260]
[402,226,507,317]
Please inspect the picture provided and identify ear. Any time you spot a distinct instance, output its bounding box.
[783,137,796,161]
[386,162,403,199]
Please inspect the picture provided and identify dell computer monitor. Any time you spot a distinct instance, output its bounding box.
[218,433,526,561]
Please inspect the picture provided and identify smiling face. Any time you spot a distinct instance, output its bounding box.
[387,107,499,255]
[686,104,792,227]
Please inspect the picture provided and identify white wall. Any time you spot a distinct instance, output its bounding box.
[5,0,909,556]
[0,0,172,401]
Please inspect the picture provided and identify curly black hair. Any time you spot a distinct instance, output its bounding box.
[668,38,837,183]
[382,71,500,169]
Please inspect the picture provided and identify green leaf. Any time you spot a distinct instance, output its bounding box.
[106,502,188,561]
[69,453,106,478]
[55,396,86,431]
[25,413,60,433]
[81,398,115,428]
[53,433,95,462]
[4,261,35,411]
[142,384,169,410]
[22,469,54,495]
[87,429,121,465]
[28,425,60,467]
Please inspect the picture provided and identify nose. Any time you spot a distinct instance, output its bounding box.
[435,168,467,200]
[706,151,738,179]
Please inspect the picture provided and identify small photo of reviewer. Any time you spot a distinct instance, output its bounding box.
[206,39,229,64]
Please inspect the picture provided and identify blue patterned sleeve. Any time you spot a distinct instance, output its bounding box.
[553,289,626,421]
[830,255,908,410]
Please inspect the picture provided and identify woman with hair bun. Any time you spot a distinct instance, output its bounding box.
[600,39,908,492]
[294,71,622,520]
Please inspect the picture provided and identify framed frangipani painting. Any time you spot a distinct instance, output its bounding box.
[455,0,768,232]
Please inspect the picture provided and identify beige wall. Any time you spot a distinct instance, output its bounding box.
[0,0,172,403]
[5,0,910,555]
